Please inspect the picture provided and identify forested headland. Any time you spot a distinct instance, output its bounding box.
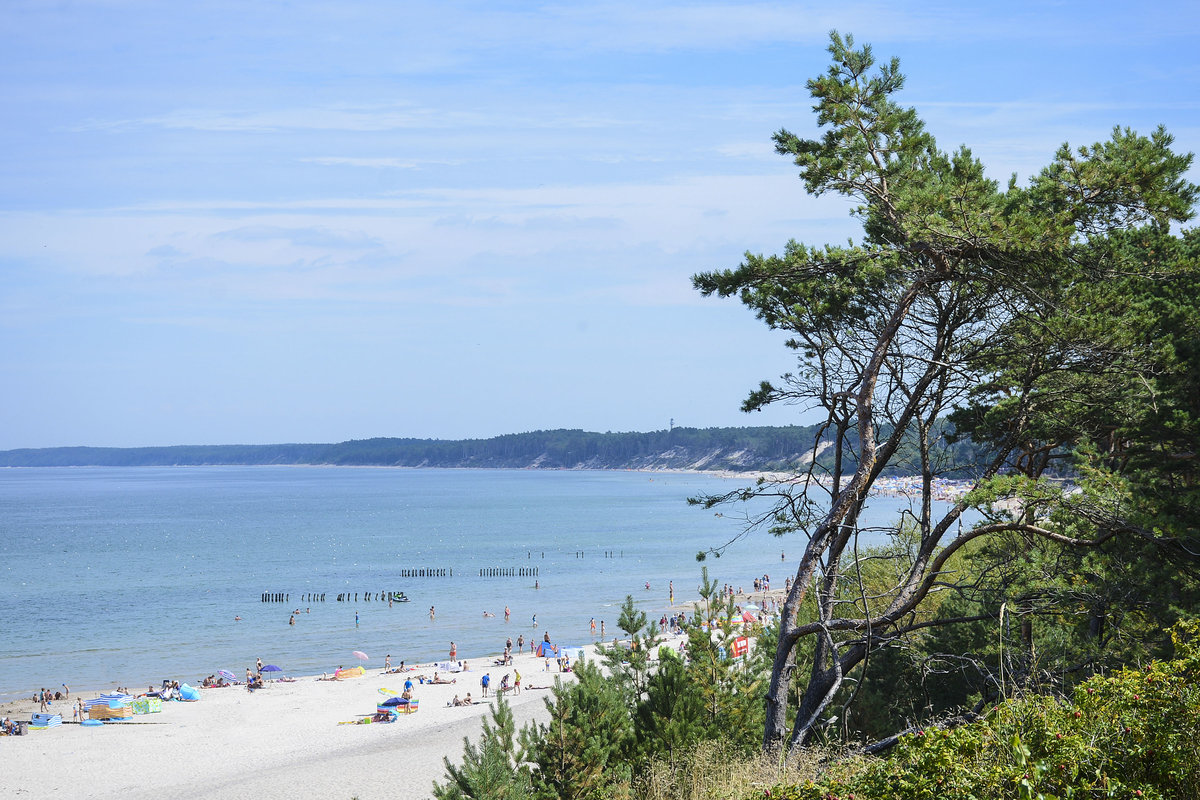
[0,421,982,475]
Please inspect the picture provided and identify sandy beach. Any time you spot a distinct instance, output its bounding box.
[0,639,636,800]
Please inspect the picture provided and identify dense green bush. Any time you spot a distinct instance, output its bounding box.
[764,620,1200,800]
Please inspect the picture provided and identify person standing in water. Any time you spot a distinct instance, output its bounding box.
[430,606,436,620]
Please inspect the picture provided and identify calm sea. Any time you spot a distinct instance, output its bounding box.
[0,467,936,702]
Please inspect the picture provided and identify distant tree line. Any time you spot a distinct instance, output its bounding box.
[0,422,984,475]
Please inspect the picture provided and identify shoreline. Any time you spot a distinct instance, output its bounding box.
[1,570,788,798]
[0,638,623,799]
[0,580,789,722]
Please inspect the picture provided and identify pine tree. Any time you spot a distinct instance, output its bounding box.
[432,695,528,800]
[520,661,634,800]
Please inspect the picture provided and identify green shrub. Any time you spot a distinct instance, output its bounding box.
[762,620,1200,800]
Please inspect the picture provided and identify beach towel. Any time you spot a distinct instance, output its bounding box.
[131,697,162,715]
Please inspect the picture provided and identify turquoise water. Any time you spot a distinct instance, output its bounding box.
[0,467,935,702]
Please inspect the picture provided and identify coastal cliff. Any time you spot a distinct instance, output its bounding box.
[0,423,982,476]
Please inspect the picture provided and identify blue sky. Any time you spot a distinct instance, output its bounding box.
[2,1,1198,449]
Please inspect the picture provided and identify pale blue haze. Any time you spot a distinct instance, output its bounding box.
[2,2,1198,449]
[0,467,952,702]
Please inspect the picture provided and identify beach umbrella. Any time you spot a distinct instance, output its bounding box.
[218,670,236,681]
[353,650,369,661]
[379,696,407,707]
[260,665,282,672]
[744,603,760,611]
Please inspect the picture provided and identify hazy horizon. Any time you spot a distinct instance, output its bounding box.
[4,1,1197,450]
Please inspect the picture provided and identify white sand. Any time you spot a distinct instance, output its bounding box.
[0,641,635,800]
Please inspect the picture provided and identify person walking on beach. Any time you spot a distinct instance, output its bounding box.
[517,634,524,653]
[481,673,490,697]
[449,642,457,659]
[513,669,521,694]
[384,654,391,672]
[38,688,48,712]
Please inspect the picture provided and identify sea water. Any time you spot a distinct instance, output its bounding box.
[0,467,947,702]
